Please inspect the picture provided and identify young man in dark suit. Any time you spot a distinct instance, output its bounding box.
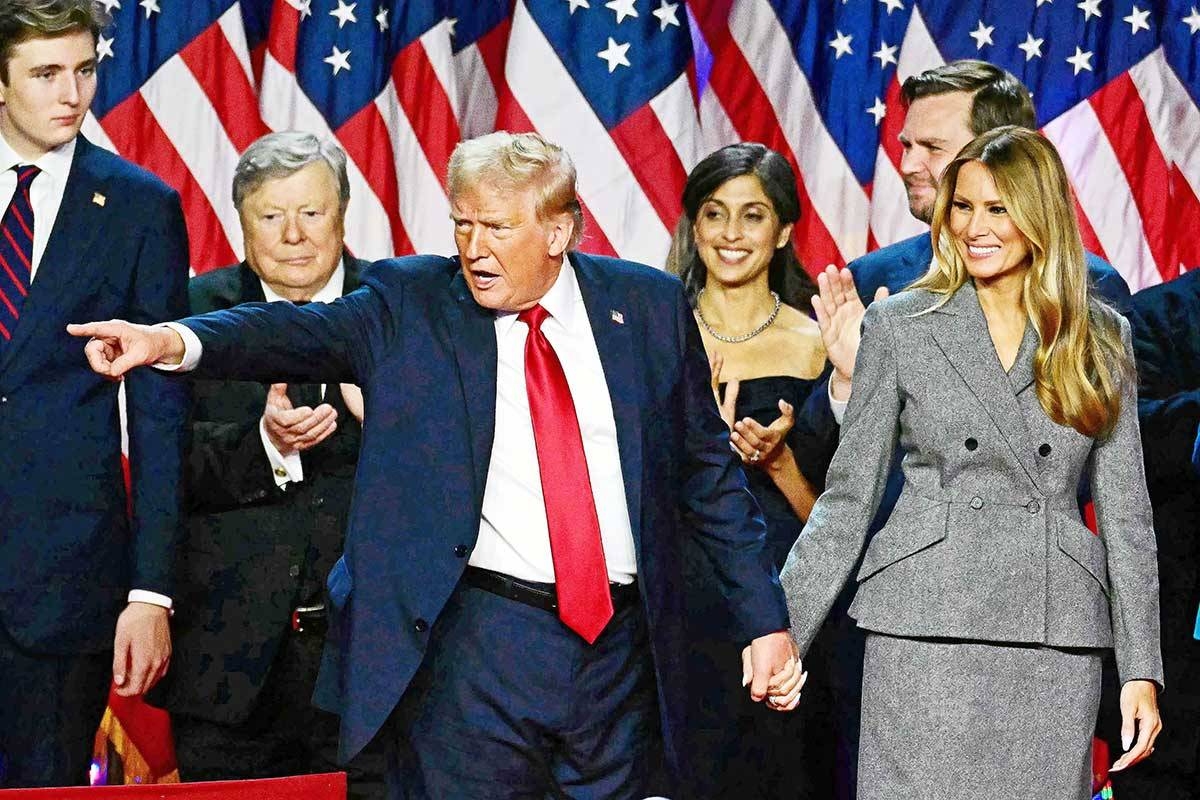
[71,131,802,799]
[0,0,188,787]
[152,132,382,797]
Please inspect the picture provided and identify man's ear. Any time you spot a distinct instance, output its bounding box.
[546,213,574,258]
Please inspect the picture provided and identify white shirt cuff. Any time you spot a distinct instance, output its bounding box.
[828,379,849,426]
[151,322,202,372]
[260,417,304,486]
[128,590,173,611]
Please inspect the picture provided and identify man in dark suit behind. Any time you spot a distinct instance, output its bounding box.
[0,0,188,787]
[154,133,382,797]
[1102,270,1200,798]
[71,131,803,799]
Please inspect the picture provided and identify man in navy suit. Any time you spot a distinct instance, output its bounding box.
[71,131,801,799]
[800,60,1131,800]
[0,0,188,788]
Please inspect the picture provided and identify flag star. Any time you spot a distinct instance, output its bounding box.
[605,0,638,23]
[597,37,631,72]
[138,0,159,18]
[446,17,458,37]
[96,33,114,63]
[565,0,590,13]
[330,0,357,28]
[1066,45,1093,74]
[376,7,388,32]
[652,1,680,31]
[828,30,854,59]
[1077,0,1102,21]
[1123,5,1150,34]
[969,20,994,49]
[324,45,351,75]
[293,0,312,21]
[1036,0,1053,5]
[1184,6,1200,34]
[1017,32,1044,61]
[867,97,887,126]
[879,0,904,13]
[98,0,120,12]
[872,41,898,68]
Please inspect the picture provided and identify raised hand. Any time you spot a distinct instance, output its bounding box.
[66,320,185,379]
[810,266,889,401]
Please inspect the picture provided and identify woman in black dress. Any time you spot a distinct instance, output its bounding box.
[667,143,836,798]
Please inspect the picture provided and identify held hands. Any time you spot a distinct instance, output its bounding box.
[112,602,171,697]
[810,266,888,402]
[1110,679,1162,772]
[741,631,807,712]
[263,383,338,455]
[66,320,185,379]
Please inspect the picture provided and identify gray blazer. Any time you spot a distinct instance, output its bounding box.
[780,282,1163,686]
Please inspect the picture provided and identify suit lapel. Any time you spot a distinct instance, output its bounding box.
[572,253,643,545]
[444,268,498,503]
[1,137,107,375]
[929,282,1044,491]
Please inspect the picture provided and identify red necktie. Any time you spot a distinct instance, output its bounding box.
[0,165,39,344]
[519,304,613,644]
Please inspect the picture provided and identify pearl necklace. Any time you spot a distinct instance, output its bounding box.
[695,289,782,344]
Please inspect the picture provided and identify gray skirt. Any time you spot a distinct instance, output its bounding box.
[858,633,1103,800]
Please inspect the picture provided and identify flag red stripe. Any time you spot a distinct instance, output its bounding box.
[391,41,461,190]
[608,104,687,236]
[99,92,238,269]
[335,106,414,257]
[179,21,270,153]
[266,0,299,74]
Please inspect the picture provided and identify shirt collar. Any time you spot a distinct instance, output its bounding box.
[0,133,76,184]
[493,256,581,337]
[259,258,346,304]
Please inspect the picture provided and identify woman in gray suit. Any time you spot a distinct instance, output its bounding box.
[778,126,1162,799]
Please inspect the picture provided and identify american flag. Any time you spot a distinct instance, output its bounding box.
[87,0,1196,786]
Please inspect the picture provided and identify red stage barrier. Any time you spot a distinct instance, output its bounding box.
[0,773,345,799]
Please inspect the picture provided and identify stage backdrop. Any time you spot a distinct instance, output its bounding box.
[88,0,1196,790]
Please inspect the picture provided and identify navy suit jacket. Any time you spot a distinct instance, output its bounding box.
[179,252,788,782]
[0,136,190,653]
[803,232,1131,536]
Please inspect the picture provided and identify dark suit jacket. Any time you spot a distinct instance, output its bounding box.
[157,257,365,724]
[0,136,189,654]
[177,252,789,785]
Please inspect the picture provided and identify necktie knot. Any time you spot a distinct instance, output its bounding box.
[14,165,40,188]
[518,303,550,333]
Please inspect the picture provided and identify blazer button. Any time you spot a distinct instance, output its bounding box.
[313,496,325,508]
[964,437,978,451]
[453,544,468,558]
[1038,443,1052,457]
[289,564,300,578]
[970,496,984,510]
[1026,500,1041,514]
[414,618,429,633]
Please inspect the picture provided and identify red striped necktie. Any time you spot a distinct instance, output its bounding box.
[519,303,613,644]
[0,165,40,344]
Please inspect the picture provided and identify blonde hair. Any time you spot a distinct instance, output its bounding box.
[447,131,584,249]
[912,126,1131,438]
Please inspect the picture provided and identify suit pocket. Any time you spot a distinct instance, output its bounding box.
[1056,517,1110,596]
[855,498,950,582]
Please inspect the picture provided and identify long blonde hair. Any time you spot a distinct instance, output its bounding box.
[911,126,1130,438]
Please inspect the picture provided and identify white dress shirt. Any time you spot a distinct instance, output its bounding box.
[164,259,638,584]
[469,261,637,584]
[1,133,170,609]
[0,134,74,281]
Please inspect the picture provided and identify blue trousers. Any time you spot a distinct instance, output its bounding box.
[385,582,667,800]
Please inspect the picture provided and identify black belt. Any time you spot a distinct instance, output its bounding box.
[463,567,639,614]
[291,603,327,635]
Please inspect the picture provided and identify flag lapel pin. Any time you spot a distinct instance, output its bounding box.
[610,309,624,325]
[92,192,106,207]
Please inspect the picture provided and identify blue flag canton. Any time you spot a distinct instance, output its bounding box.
[527,0,692,130]
[294,0,447,130]
[1162,0,1200,107]
[769,0,913,184]
[448,0,512,54]
[919,0,1161,125]
[91,0,238,118]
